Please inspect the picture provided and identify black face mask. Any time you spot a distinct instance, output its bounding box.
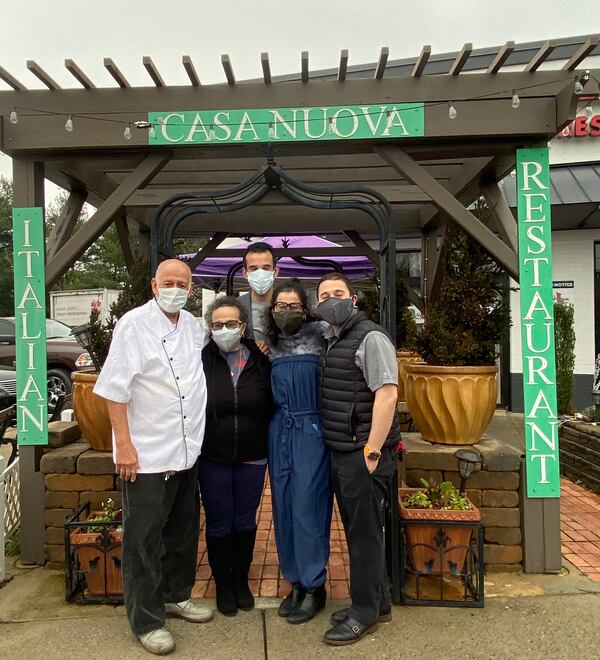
[317,297,354,326]
[273,310,305,336]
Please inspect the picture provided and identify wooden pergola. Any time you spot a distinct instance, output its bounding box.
[1,35,598,566]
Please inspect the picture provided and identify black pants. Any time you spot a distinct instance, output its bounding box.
[330,448,395,625]
[122,463,200,635]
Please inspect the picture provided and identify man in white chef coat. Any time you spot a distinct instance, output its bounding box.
[95,258,212,656]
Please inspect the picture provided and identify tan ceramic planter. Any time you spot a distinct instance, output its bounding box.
[404,363,498,445]
[72,372,113,451]
[396,351,421,402]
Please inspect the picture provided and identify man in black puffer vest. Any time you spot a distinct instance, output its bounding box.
[316,273,400,647]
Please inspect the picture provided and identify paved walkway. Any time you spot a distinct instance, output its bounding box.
[560,477,600,582]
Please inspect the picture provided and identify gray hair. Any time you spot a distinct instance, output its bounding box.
[204,295,248,326]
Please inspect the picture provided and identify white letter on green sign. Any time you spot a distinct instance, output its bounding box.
[12,207,48,446]
[516,148,559,497]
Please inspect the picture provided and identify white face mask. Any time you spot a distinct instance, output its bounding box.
[157,287,189,313]
[212,327,242,352]
[247,269,274,295]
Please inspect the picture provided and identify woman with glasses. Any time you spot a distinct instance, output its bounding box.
[200,296,273,617]
[265,279,333,626]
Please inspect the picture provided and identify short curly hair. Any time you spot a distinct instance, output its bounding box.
[204,295,248,327]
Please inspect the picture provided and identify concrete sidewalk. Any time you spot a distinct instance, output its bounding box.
[2,557,600,660]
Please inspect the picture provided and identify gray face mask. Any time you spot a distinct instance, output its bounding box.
[317,297,355,326]
[212,327,242,352]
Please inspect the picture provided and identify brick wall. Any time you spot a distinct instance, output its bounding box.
[40,443,120,570]
[560,421,600,495]
[403,433,523,573]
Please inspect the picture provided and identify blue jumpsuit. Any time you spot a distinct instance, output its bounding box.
[268,353,333,589]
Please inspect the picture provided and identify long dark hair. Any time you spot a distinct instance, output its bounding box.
[264,278,316,345]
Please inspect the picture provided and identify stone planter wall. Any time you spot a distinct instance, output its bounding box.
[41,443,119,570]
[403,433,523,572]
[560,421,600,494]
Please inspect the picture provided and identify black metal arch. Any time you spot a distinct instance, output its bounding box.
[151,165,396,341]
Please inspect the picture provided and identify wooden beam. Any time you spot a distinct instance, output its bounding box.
[481,181,518,252]
[486,41,515,74]
[221,54,236,86]
[46,152,171,287]
[143,56,165,87]
[425,223,448,308]
[342,230,379,265]
[0,65,26,90]
[114,211,136,270]
[261,52,271,84]
[26,60,60,89]
[103,58,130,88]
[187,232,229,270]
[412,45,431,77]
[301,51,309,83]
[64,59,96,89]
[47,189,87,259]
[338,49,348,81]
[374,47,389,80]
[378,146,519,278]
[182,55,200,86]
[449,43,472,76]
[524,40,556,73]
[562,36,599,71]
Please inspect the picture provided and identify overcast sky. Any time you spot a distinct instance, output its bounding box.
[1,0,598,198]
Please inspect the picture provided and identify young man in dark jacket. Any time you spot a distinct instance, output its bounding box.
[316,273,400,646]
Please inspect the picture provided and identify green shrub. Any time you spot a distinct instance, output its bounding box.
[554,301,576,414]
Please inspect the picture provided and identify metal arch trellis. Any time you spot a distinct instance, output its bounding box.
[151,164,397,342]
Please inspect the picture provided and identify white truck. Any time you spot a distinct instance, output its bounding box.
[49,289,120,327]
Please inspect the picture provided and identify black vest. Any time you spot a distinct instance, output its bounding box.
[321,312,400,452]
[201,338,273,464]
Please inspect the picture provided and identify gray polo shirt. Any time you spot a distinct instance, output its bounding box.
[324,310,398,391]
[251,301,270,343]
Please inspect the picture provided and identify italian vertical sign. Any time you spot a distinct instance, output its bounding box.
[12,207,48,446]
[516,147,559,498]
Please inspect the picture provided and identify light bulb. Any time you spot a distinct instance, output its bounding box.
[208,124,216,141]
[448,102,457,120]
[124,124,132,140]
[65,115,74,132]
[9,108,18,124]
[385,110,393,132]
[585,105,594,117]
[149,124,156,138]
[268,122,275,140]
[328,117,335,135]
[574,80,584,95]
[512,91,520,109]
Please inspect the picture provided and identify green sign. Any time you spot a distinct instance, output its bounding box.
[516,147,559,498]
[12,207,48,446]
[148,102,424,145]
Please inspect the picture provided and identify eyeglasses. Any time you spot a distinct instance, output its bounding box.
[273,302,303,312]
[209,320,243,331]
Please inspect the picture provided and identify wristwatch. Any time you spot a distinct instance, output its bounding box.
[364,445,382,461]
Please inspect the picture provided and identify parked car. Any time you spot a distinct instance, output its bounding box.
[0,317,93,405]
[0,367,16,411]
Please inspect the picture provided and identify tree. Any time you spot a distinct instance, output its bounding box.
[554,301,576,414]
[0,177,14,316]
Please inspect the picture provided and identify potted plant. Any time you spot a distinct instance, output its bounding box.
[72,260,152,451]
[68,498,123,596]
[399,479,480,575]
[405,201,510,445]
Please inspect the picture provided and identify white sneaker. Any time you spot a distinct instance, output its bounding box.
[165,599,214,623]
[138,628,175,655]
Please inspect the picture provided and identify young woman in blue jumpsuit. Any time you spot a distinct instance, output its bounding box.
[265,279,332,625]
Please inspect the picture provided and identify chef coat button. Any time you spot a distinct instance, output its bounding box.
[163,339,166,343]
[170,357,173,361]
[181,395,185,399]
[184,415,187,419]
[176,376,180,380]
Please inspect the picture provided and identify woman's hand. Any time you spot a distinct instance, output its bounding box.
[256,340,270,356]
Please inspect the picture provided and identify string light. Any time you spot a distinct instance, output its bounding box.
[268,122,275,140]
[123,123,132,140]
[585,105,594,117]
[149,124,156,138]
[385,110,393,132]
[208,124,216,141]
[448,102,457,120]
[9,108,18,124]
[511,91,520,109]
[574,79,584,95]
[328,117,335,135]
[65,115,74,132]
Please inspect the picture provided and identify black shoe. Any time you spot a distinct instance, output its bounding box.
[324,617,379,646]
[277,584,305,618]
[215,578,238,617]
[205,534,238,617]
[330,606,392,626]
[287,585,326,624]
[232,529,257,611]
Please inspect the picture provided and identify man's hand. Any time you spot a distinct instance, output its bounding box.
[256,340,270,356]
[364,453,379,474]
[115,441,139,482]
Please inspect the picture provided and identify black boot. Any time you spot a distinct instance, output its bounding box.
[287,584,326,624]
[232,529,257,611]
[205,534,238,616]
[278,583,305,617]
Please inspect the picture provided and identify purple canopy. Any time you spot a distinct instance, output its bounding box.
[182,236,375,280]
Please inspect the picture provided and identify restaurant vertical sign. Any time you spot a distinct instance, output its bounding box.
[12,207,48,446]
[516,148,559,498]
